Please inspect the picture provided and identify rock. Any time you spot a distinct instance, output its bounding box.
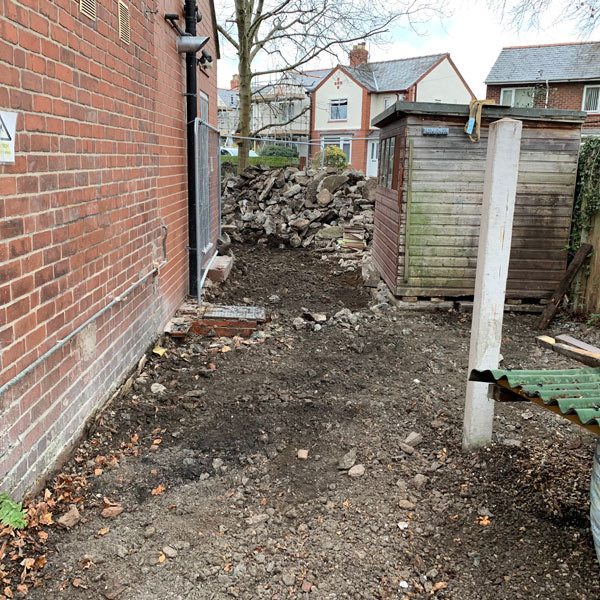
[404,431,423,447]
[115,545,128,558]
[398,499,416,510]
[144,526,156,538]
[290,218,309,230]
[282,572,296,586]
[316,226,343,240]
[151,383,166,395]
[297,449,309,460]
[503,438,522,448]
[162,546,178,558]
[58,505,81,528]
[318,174,349,194]
[284,183,302,198]
[411,474,428,490]
[301,580,313,592]
[338,447,357,470]
[398,443,415,455]
[317,189,333,207]
[292,317,306,330]
[212,458,224,471]
[184,389,205,398]
[348,464,365,477]
[246,513,269,526]
[103,580,128,600]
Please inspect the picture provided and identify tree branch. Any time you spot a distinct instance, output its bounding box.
[217,24,240,50]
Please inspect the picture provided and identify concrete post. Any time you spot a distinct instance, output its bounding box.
[463,118,522,450]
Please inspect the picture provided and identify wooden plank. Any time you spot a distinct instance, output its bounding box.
[404,139,414,284]
[555,334,600,355]
[536,335,600,367]
[538,243,593,329]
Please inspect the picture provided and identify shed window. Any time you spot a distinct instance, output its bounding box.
[329,99,348,120]
[500,87,534,108]
[378,136,396,190]
[583,86,600,112]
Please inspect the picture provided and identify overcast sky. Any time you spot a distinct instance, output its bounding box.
[216,0,590,97]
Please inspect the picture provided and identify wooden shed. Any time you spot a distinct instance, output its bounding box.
[371,101,586,299]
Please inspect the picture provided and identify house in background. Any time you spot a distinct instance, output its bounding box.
[485,42,600,135]
[217,69,331,161]
[0,0,220,495]
[310,45,475,176]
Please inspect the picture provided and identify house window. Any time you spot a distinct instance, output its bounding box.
[378,136,397,190]
[384,98,391,109]
[500,87,535,108]
[322,136,351,161]
[329,99,348,121]
[583,86,600,112]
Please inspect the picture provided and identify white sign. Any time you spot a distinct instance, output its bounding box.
[0,111,17,165]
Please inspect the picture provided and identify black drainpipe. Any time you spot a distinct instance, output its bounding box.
[184,0,198,297]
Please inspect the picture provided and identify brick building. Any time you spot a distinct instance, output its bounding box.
[485,42,600,134]
[0,0,220,495]
[309,45,474,176]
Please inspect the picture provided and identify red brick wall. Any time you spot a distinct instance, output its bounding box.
[486,82,600,130]
[0,0,219,496]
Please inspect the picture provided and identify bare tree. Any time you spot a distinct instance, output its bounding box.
[495,0,598,33]
[217,0,444,172]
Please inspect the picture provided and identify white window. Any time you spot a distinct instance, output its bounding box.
[322,136,351,161]
[329,99,348,120]
[500,87,535,108]
[583,86,600,112]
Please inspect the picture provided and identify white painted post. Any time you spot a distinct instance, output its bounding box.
[463,118,522,450]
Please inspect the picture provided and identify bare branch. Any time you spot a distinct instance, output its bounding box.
[217,24,240,50]
[252,105,310,136]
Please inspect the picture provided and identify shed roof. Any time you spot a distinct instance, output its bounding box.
[372,100,587,128]
[343,53,447,92]
[485,42,600,85]
[470,367,600,433]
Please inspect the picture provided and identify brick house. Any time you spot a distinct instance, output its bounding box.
[0,0,220,496]
[310,45,474,176]
[485,42,600,134]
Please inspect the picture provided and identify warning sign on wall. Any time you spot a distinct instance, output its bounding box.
[0,111,17,165]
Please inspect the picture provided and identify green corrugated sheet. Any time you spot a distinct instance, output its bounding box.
[470,367,600,429]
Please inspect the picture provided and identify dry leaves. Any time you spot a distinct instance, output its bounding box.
[157,552,166,564]
[151,485,166,496]
[475,515,491,526]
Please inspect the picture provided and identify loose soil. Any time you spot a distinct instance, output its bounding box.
[22,244,600,599]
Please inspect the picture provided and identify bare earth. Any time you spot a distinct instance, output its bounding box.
[24,244,600,600]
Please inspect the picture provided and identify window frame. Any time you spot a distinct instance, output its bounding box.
[500,87,535,108]
[329,99,348,121]
[322,136,352,161]
[583,85,600,113]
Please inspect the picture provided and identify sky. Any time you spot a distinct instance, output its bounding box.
[216,0,590,97]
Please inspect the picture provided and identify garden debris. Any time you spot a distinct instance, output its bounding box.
[221,166,375,250]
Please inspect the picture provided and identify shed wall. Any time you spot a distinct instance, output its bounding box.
[378,115,580,298]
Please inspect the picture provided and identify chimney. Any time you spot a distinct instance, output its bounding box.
[231,74,240,90]
[349,42,368,66]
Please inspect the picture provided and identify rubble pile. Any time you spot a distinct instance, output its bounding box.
[221,165,377,249]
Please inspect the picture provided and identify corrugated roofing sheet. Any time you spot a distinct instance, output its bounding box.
[471,367,600,431]
[485,42,600,84]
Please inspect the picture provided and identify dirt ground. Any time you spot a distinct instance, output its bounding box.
[18,244,600,599]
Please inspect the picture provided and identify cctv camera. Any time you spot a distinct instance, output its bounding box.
[176,35,209,54]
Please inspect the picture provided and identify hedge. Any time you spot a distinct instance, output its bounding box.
[220,155,300,168]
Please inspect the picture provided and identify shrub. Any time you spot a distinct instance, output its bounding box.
[0,492,27,529]
[220,155,300,169]
[260,145,299,158]
[310,146,348,170]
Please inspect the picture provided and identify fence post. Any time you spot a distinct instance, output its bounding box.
[463,118,522,450]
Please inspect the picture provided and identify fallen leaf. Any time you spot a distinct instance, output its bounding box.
[101,506,123,519]
[150,469,157,475]
[157,552,166,564]
[94,469,103,476]
[431,582,447,594]
[151,485,166,496]
[38,531,48,541]
[476,515,490,526]
[221,346,231,353]
[153,346,167,356]
[16,585,28,595]
[223,563,232,572]
[73,579,84,588]
[131,434,139,444]
[167,504,177,511]
[4,587,13,598]
[260,498,267,506]
[98,527,110,535]
[153,438,162,445]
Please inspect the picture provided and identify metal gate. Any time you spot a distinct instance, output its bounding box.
[194,99,221,303]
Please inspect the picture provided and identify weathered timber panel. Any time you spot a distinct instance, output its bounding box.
[379,112,583,299]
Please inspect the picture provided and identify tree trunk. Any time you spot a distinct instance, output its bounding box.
[235,0,251,174]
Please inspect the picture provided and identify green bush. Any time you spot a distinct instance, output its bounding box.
[260,145,299,158]
[310,146,348,170]
[0,492,27,529]
[220,155,300,169]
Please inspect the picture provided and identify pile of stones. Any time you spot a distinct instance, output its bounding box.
[221,165,376,249]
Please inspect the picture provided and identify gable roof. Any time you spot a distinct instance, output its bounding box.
[343,53,447,92]
[485,42,600,85]
[218,88,239,108]
[292,69,332,91]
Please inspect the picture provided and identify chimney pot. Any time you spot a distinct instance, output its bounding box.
[231,74,240,90]
[349,42,368,66]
